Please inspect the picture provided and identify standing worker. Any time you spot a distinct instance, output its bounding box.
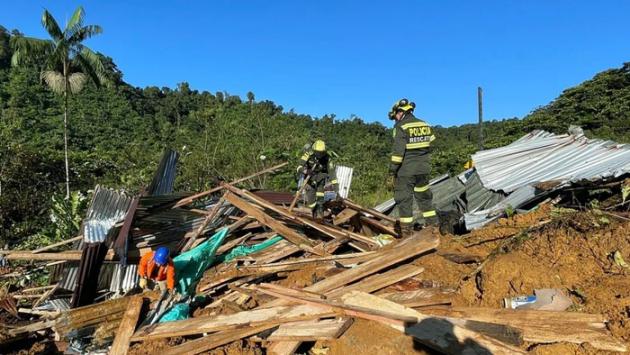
[138,246,176,295]
[388,98,438,237]
[296,140,339,219]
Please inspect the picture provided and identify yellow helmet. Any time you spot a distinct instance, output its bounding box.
[312,140,326,152]
[389,98,415,117]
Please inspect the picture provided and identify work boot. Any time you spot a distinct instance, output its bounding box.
[312,204,324,220]
[425,215,440,227]
[400,222,414,239]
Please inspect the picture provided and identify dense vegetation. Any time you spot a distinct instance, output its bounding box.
[1,21,629,248]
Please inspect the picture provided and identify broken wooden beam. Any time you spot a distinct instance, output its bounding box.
[31,236,82,253]
[341,291,526,355]
[223,191,323,256]
[130,304,334,342]
[421,307,627,352]
[343,199,396,224]
[223,184,380,248]
[110,296,144,355]
[173,162,288,208]
[267,318,353,341]
[163,323,278,355]
[181,195,226,252]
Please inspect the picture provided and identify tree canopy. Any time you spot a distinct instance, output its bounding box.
[1,21,629,247]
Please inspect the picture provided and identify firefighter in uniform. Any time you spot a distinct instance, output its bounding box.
[388,98,438,237]
[297,140,339,219]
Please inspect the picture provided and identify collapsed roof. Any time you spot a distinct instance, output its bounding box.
[381,127,630,231]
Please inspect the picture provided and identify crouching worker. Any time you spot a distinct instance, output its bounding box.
[297,140,339,219]
[138,246,176,295]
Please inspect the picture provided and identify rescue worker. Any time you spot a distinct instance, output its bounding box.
[138,246,176,294]
[296,140,339,219]
[388,98,438,237]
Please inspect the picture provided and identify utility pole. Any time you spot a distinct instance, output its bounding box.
[477,86,484,150]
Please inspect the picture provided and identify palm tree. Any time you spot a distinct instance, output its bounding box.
[11,6,109,198]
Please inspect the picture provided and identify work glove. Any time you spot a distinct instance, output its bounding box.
[139,277,148,290]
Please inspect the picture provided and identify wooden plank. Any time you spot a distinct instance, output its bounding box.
[32,236,82,253]
[380,288,454,308]
[267,341,300,355]
[263,229,437,307]
[343,199,397,224]
[19,285,56,293]
[224,184,380,248]
[4,251,83,261]
[422,307,627,352]
[163,323,277,355]
[327,264,424,298]
[306,229,438,295]
[131,305,333,342]
[32,283,59,309]
[333,208,358,226]
[256,284,418,326]
[17,308,60,318]
[360,216,398,237]
[181,195,226,252]
[422,307,607,325]
[341,291,526,355]
[262,230,438,352]
[267,318,353,341]
[224,192,322,255]
[173,162,288,208]
[8,318,58,337]
[110,296,144,355]
[241,251,376,269]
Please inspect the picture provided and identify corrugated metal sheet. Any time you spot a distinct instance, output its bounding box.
[35,298,71,312]
[465,185,537,229]
[431,175,466,211]
[148,149,179,196]
[83,186,132,243]
[473,129,630,193]
[372,174,455,214]
[109,264,139,293]
[71,242,108,308]
[464,171,504,212]
[335,165,354,199]
[59,265,79,290]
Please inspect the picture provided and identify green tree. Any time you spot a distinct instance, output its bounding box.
[10,6,109,197]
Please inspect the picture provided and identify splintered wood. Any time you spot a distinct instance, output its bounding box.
[3,177,627,355]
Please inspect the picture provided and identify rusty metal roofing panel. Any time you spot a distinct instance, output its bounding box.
[335,165,353,199]
[252,191,294,205]
[472,129,630,193]
[83,186,132,243]
[148,149,179,196]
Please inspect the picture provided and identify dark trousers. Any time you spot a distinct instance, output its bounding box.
[304,173,328,209]
[394,174,436,225]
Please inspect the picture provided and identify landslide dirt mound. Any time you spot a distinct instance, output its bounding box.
[415,206,630,348]
[327,318,432,355]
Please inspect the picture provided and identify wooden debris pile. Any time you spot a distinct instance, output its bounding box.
[0,163,628,354]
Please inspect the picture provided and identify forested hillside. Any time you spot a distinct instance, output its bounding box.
[1,23,629,247]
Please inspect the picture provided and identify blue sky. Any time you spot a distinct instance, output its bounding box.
[2,1,630,127]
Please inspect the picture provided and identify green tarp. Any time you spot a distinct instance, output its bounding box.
[158,230,283,323]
